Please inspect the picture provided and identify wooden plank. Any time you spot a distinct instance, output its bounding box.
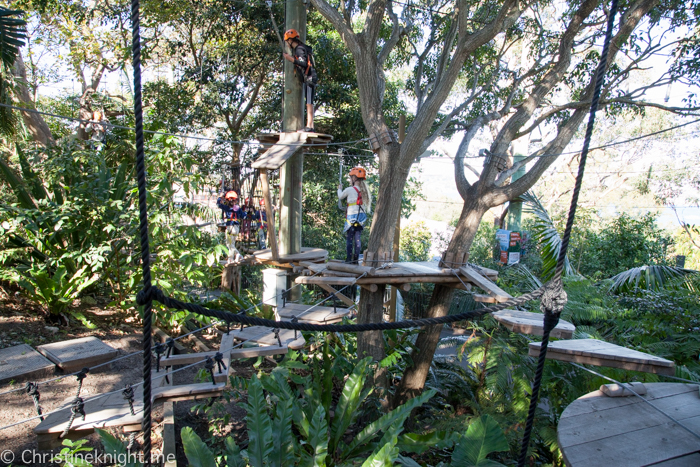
[255,247,328,263]
[558,383,700,467]
[473,294,498,303]
[326,262,375,276]
[162,399,177,467]
[278,304,351,324]
[229,327,301,348]
[492,309,575,339]
[37,337,118,372]
[252,133,306,170]
[646,453,700,466]
[317,283,355,307]
[360,284,379,292]
[153,382,225,403]
[529,339,675,375]
[260,170,279,261]
[296,276,356,285]
[459,266,512,301]
[154,327,188,353]
[214,332,236,384]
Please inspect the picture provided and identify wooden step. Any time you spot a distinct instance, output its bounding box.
[492,309,575,339]
[278,303,351,324]
[229,326,305,350]
[161,344,291,366]
[529,339,675,375]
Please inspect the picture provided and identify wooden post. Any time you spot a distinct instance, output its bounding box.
[221,264,241,295]
[388,115,406,322]
[260,170,279,260]
[280,0,306,300]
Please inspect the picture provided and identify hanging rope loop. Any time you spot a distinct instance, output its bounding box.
[61,397,86,438]
[154,342,166,372]
[123,384,136,416]
[165,338,175,358]
[75,367,90,397]
[25,382,44,421]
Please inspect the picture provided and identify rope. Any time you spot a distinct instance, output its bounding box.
[75,368,89,398]
[570,362,700,441]
[123,385,136,416]
[25,382,43,421]
[129,0,153,464]
[60,397,85,438]
[516,1,619,464]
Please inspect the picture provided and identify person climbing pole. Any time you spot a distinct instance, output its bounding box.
[338,167,372,264]
[282,28,317,132]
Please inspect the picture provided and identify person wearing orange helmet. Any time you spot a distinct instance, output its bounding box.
[282,28,318,132]
[338,167,373,263]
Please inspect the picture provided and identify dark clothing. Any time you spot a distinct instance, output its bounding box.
[345,225,362,263]
[292,43,317,88]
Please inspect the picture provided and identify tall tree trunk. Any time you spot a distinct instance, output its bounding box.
[393,196,486,406]
[12,52,54,147]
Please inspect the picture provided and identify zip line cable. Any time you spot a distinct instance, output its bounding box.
[4,101,696,160]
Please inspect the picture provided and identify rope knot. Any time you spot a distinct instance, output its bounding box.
[540,278,567,331]
[72,397,86,420]
[123,384,135,416]
[214,352,227,372]
[204,356,215,371]
[25,382,39,398]
[166,337,175,357]
[136,286,162,305]
[76,368,89,382]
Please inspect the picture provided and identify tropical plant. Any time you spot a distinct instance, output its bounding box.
[50,438,94,467]
[181,352,438,467]
[608,265,698,294]
[521,191,575,281]
[0,7,26,137]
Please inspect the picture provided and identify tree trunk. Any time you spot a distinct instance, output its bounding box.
[12,52,54,147]
[392,196,486,407]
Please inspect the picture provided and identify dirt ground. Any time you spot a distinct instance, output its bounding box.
[0,293,257,467]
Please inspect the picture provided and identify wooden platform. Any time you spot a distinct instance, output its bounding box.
[558,383,700,466]
[256,132,333,154]
[0,344,55,385]
[492,309,575,339]
[294,261,504,298]
[252,247,328,267]
[228,326,305,349]
[529,339,676,375]
[37,337,118,372]
[277,303,352,324]
[252,132,306,170]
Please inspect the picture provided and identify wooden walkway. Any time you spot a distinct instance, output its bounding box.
[277,303,352,323]
[493,309,575,339]
[559,383,700,466]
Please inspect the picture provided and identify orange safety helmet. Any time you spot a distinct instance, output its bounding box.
[225,191,238,200]
[259,198,265,206]
[284,29,300,41]
[349,167,366,179]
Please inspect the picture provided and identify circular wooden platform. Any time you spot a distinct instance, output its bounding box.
[558,383,700,466]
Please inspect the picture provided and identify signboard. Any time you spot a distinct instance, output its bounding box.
[497,229,523,265]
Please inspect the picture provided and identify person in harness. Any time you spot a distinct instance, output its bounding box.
[282,28,318,132]
[338,167,372,264]
[216,191,243,261]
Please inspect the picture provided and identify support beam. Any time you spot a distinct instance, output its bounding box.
[317,283,355,307]
[260,170,279,261]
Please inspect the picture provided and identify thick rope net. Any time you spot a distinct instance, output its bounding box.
[126,0,619,463]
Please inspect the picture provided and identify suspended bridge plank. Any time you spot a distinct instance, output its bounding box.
[528,339,675,375]
[278,303,352,324]
[256,132,333,153]
[37,337,118,372]
[152,382,226,403]
[214,332,236,384]
[459,266,512,302]
[558,383,700,467]
[229,326,305,350]
[0,344,55,385]
[252,132,307,170]
[161,345,292,366]
[492,309,575,339]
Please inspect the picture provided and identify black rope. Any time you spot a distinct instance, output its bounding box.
[75,368,89,398]
[166,338,175,358]
[516,0,619,464]
[204,357,216,385]
[155,343,166,372]
[214,352,227,373]
[123,384,136,416]
[135,285,544,332]
[60,397,85,438]
[25,382,43,421]
[130,0,153,463]
[273,328,282,347]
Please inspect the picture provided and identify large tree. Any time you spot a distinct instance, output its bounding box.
[310,0,700,393]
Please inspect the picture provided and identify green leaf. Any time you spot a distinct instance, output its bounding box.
[451,415,509,467]
[244,374,273,466]
[306,405,329,467]
[96,428,143,467]
[329,357,372,454]
[608,265,697,293]
[342,389,436,460]
[224,437,247,467]
[361,433,399,467]
[270,396,296,467]
[181,426,216,467]
[397,431,459,454]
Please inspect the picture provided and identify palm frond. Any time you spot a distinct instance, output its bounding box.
[521,191,576,281]
[608,265,698,294]
[0,8,26,69]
